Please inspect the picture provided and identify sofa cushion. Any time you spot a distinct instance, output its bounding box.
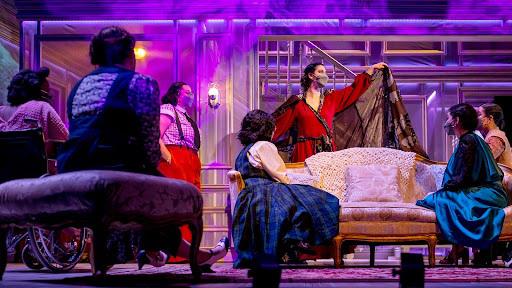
[339,202,437,223]
[339,221,438,236]
[414,162,438,198]
[288,172,322,189]
[345,165,402,202]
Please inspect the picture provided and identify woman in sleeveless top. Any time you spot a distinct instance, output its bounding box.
[478,103,512,167]
[478,103,512,267]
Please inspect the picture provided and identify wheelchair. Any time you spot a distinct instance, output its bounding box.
[0,128,88,272]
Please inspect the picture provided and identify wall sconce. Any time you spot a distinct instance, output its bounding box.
[134,47,147,60]
[208,83,220,109]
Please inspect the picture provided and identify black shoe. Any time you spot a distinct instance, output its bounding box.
[136,250,167,270]
[136,250,149,270]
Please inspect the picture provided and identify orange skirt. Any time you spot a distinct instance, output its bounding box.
[158,145,201,263]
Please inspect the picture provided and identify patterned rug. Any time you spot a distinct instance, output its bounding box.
[93,263,512,283]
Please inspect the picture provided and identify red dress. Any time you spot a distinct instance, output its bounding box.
[272,73,371,162]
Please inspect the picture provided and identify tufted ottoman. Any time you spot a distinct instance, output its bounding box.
[0,170,203,279]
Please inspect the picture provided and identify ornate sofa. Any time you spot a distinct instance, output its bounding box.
[227,148,512,268]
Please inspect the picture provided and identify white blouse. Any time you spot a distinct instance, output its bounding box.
[247,141,290,184]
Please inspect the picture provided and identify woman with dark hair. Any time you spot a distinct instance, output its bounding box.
[272,62,387,162]
[57,26,227,272]
[0,67,68,141]
[232,109,339,268]
[478,103,512,167]
[417,103,508,265]
[158,81,201,188]
[158,81,202,263]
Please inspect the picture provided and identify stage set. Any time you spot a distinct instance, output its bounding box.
[1,0,512,287]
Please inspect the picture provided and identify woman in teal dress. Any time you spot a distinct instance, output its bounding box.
[416,103,508,265]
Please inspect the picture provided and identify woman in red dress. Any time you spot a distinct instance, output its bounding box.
[272,62,387,162]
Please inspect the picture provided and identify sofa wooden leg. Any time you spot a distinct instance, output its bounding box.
[427,235,437,268]
[189,217,203,281]
[333,235,344,268]
[0,228,7,280]
[369,244,376,267]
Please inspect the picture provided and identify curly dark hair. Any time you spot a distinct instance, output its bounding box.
[238,109,276,146]
[161,82,187,106]
[89,26,135,66]
[300,62,324,92]
[7,67,50,106]
[449,103,478,131]
[481,103,505,130]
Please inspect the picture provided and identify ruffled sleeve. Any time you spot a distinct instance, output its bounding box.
[248,141,290,184]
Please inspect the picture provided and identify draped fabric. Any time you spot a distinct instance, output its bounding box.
[333,68,428,158]
[416,132,508,248]
[273,68,428,162]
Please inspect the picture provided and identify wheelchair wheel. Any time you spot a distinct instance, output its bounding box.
[27,227,88,272]
[21,244,43,270]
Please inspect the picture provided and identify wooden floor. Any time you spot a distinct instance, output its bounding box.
[1,263,512,288]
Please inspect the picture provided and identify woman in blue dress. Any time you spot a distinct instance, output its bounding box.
[232,109,340,268]
[416,103,508,265]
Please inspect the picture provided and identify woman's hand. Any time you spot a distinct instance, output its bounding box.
[366,62,388,75]
[159,139,172,164]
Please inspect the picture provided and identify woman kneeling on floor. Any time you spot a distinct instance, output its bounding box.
[232,109,340,268]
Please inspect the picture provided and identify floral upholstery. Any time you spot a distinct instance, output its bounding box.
[0,170,204,279]
[339,202,436,223]
[339,221,438,236]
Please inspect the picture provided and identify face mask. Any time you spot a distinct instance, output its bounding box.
[180,93,195,108]
[443,120,455,135]
[314,74,329,88]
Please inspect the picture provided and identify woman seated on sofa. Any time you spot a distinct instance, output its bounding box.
[416,103,508,266]
[232,109,339,268]
[477,103,512,267]
[478,103,512,167]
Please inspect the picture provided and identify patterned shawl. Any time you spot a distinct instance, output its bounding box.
[333,68,429,159]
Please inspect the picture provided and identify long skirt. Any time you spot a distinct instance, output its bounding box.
[232,177,339,268]
[157,145,201,263]
[417,185,507,249]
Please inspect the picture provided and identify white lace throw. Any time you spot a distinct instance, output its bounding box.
[305,147,417,201]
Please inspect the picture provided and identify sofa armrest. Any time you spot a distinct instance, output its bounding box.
[227,170,244,217]
[285,162,312,175]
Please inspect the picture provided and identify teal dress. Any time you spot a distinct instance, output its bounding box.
[417,132,509,249]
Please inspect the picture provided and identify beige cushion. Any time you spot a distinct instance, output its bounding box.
[345,165,402,202]
[339,202,437,223]
[339,221,438,236]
